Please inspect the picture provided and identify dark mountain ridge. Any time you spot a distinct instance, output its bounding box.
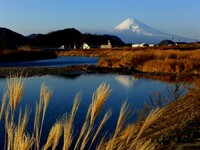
[0,27,28,50]
[29,28,83,48]
[0,27,125,50]
[29,28,125,48]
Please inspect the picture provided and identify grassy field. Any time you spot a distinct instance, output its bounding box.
[57,45,200,75]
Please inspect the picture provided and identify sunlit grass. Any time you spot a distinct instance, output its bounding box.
[56,47,200,74]
[97,49,200,74]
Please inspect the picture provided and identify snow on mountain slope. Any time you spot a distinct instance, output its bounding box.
[83,18,193,44]
[115,18,141,33]
[112,18,193,44]
[115,18,170,37]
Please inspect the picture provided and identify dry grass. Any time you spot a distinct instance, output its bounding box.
[105,101,132,150]
[34,82,53,150]
[89,109,112,149]
[0,75,199,150]
[141,59,194,73]
[7,76,25,111]
[78,82,112,150]
[13,107,32,150]
[39,83,53,142]
[0,92,7,120]
[63,92,81,150]
[90,82,112,124]
[1,79,115,150]
[57,48,200,74]
[43,120,63,150]
[99,49,200,74]
[18,133,35,150]
[3,75,26,150]
[97,108,164,150]
[135,139,155,150]
[135,108,164,141]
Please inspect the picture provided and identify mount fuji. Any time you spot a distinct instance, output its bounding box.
[111,18,191,44]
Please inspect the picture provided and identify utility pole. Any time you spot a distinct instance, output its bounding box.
[195,36,198,43]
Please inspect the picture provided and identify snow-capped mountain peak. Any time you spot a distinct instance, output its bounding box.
[95,18,192,44]
[115,18,166,36]
[115,18,142,34]
[112,18,178,43]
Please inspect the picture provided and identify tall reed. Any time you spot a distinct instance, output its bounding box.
[13,107,32,150]
[75,82,112,150]
[34,82,53,150]
[43,120,63,150]
[0,76,167,150]
[0,92,7,121]
[7,76,25,111]
[4,76,26,150]
[62,92,81,150]
[105,101,132,150]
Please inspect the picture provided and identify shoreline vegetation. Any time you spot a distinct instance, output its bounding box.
[0,46,200,149]
[1,45,200,77]
[1,45,200,75]
[57,46,200,75]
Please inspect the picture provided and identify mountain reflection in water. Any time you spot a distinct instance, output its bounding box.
[115,76,137,88]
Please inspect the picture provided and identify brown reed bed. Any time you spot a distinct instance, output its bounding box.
[0,75,199,150]
[57,48,200,75]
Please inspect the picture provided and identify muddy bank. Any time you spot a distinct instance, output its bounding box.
[0,65,198,81]
[0,65,139,78]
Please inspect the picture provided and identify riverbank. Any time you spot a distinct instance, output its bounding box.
[1,46,200,75]
[57,47,200,75]
[0,49,57,62]
[113,87,200,150]
[0,65,134,77]
[0,65,199,79]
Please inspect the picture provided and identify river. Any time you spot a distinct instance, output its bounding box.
[0,73,186,149]
[0,56,98,67]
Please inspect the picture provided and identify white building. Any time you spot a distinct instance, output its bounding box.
[83,43,90,49]
[58,45,67,49]
[101,40,112,49]
[132,43,149,47]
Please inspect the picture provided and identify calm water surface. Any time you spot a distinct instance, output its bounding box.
[0,56,98,67]
[0,73,185,148]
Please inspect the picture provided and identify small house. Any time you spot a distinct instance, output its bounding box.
[83,43,90,49]
[101,40,112,49]
[132,43,149,47]
[58,45,67,49]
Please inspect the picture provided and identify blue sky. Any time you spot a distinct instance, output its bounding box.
[0,0,200,40]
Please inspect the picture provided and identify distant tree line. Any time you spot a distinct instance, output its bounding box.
[0,27,125,50]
